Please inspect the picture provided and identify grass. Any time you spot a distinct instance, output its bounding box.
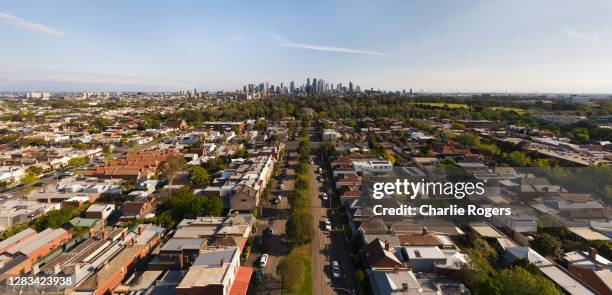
[415,102,468,109]
[491,106,526,114]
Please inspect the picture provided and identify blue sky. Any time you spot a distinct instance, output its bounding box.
[1,0,611,92]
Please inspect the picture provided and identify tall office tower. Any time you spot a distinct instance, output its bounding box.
[243,86,247,93]
[349,81,354,93]
[337,83,342,92]
[280,83,284,89]
[356,86,361,93]
[312,78,317,94]
[306,78,311,94]
[289,81,295,93]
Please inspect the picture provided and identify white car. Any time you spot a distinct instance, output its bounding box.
[260,254,269,267]
[324,219,332,231]
[332,261,341,278]
[321,193,328,201]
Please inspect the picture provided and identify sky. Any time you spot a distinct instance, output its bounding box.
[1,0,612,93]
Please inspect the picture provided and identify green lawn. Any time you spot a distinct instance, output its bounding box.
[415,102,468,109]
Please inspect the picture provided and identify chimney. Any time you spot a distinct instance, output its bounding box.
[384,240,389,251]
[588,247,597,260]
[220,257,225,266]
[422,226,428,235]
[54,263,61,275]
[102,229,108,240]
[402,283,409,291]
[137,226,143,235]
[74,263,80,274]
[32,263,39,275]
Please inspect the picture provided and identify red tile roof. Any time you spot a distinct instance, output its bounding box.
[228,266,253,295]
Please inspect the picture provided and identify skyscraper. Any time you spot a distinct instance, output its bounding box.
[289,81,295,93]
[349,81,354,93]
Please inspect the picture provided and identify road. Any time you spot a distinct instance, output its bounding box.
[308,123,357,295]
[309,163,335,295]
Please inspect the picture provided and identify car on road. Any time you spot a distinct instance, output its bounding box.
[260,254,269,268]
[320,193,328,201]
[332,261,341,278]
[271,195,282,204]
[309,159,314,164]
[279,182,285,190]
[318,176,324,182]
[317,167,322,174]
[34,182,45,187]
[324,218,332,231]
[264,227,273,235]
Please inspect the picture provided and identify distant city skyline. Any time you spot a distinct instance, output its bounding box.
[1,0,612,93]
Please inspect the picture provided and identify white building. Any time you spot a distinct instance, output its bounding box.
[0,200,58,230]
[322,129,341,141]
[0,166,26,183]
[352,159,393,175]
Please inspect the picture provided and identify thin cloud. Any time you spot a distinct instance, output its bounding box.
[563,25,599,44]
[267,31,386,56]
[0,11,65,37]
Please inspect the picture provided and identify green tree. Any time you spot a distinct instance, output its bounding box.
[286,210,314,247]
[496,267,561,295]
[277,250,307,294]
[202,196,223,216]
[68,157,88,167]
[530,233,562,258]
[39,206,76,229]
[188,166,210,187]
[456,132,480,147]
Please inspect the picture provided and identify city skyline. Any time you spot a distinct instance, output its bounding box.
[1,0,612,93]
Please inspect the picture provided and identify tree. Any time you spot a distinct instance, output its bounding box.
[20,172,39,185]
[25,165,43,176]
[68,157,88,167]
[384,151,397,165]
[188,166,209,187]
[277,251,306,294]
[452,122,466,130]
[159,155,188,200]
[202,197,223,216]
[159,155,187,195]
[39,206,76,229]
[456,132,480,147]
[496,267,561,295]
[530,233,562,258]
[286,210,314,247]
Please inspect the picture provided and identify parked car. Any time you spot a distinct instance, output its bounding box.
[321,193,328,201]
[265,227,273,235]
[332,261,341,278]
[324,219,332,231]
[271,198,280,205]
[260,254,269,267]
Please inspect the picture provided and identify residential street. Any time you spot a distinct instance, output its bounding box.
[248,145,295,295]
